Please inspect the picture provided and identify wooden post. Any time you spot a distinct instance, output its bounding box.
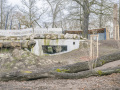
[115,26,116,40]
[93,40,94,59]
[106,27,110,40]
[90,36,93,59]
[90,35,99,59]
[117,25,119,40]
[97,36,99,58]
[113,4,118,39]
[114,25,119,40]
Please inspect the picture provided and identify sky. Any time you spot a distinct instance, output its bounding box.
[8,0,119,6]
[8,0,21,6]
[8,0,47,9]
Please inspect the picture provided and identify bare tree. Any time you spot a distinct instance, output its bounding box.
[119,0,120,35]
[0,0,7,29]
[95,0,113,28]
[66,2,83,30]
[19,0,45,28]
[0,0,3,29]
[72,0,95,38]
[46,0,64,28]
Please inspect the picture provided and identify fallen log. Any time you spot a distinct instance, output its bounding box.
[0,50,120,81]
[56,51,120,73]
[0,66,119,81]
[50,66,120,79]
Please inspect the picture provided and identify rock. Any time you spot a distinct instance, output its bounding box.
[45,34,51,39]
[23,36,30,40]
[9,36,17,40]
[17,37,22,40]
[34,34,40,39]
[0,37,4,40]
[64,33,73,39]
[4,37,9,40]
[10,42,21,48]
[0,43,3,48]
[30,34,34,40]
[12,48,21,58]
[60,34,64,39]
[80,36,83,39]
[77,35,80,39]
[40,34,45,39]
[83,38,87,40]
[28,40,36,48]
[73,34,78,39]
[3,42,11,48]
[21,40,36,48]
[51,34,58,40]
[0,40,35,49]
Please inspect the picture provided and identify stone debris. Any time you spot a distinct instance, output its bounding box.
[0,40,36,48]
[0,33,81,41]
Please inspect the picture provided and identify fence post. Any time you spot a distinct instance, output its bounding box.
[106,27,110,40]
[90,36,93,59]
[97,35,99,58]
[90,35,99,59]
[115,26,116,40]
[117,25,119,40]
[114,25,119,40]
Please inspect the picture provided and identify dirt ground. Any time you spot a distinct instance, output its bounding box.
[0,73,119,90]
[0,40,120,90]
[43,40,120,65]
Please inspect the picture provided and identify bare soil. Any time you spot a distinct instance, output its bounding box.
[43,40,120,65]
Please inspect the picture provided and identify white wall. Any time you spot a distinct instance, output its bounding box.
[31,39,81,56]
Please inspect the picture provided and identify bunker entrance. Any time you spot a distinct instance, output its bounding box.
[42,45,67,54]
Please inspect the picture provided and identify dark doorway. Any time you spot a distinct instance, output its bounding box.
[42,45,67,54]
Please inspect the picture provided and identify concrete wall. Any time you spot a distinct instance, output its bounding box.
[31,39,81,56]
[0,28,62,36]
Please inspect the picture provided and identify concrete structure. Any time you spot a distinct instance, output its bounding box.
[31,39,82,56]
[0,31,82,56]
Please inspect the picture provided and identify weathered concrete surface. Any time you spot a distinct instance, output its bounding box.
[32,39,81,56]
[0,40,36,49]
[0,33,82,40]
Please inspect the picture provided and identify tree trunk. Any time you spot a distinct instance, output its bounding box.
[1,0,3,29]
[113,4,118,39]
[0,50,120,81]
[99,0,103,28]
[50,66,120,79]
[79,5,82,30]
[82,0,89,38]
[119,0,120,37]
[0,65,119,81]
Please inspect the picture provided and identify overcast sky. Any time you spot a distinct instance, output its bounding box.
[8,0,21,6]
[8,0,119,6]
